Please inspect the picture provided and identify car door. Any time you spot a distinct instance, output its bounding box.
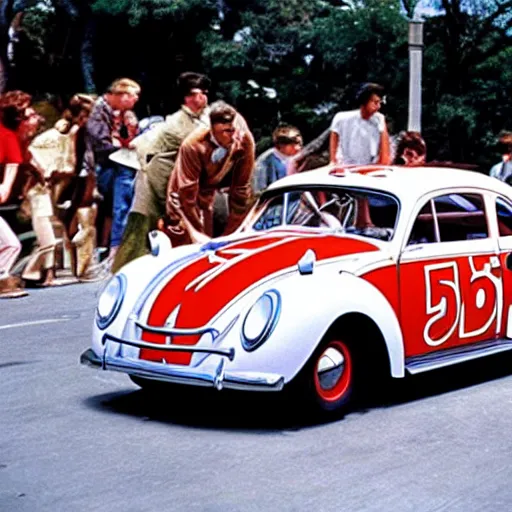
[398,191,502,359]
[493,195,512,339]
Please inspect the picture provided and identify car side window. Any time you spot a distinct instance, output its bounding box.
[253,195,283,231]
[433,193,488,242]
[496,197,512,237]
[407,201,436,245]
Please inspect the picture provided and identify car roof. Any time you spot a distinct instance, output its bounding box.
[265,164,512,202]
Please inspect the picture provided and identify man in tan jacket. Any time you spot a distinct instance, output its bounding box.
[164,101,255,247]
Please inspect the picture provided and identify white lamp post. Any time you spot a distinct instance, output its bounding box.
[408,19,424,133]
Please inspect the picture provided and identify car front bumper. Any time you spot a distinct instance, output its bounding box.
[80,348,285,392]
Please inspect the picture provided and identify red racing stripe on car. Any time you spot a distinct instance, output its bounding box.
[216,234,291,251]
[140,234,378,364]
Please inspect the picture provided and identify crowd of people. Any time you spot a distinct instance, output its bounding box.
[2,72,498,299]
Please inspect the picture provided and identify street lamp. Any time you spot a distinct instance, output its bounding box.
[408,18,424,133]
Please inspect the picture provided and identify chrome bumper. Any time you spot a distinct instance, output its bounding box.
[103,332,235,360]
[80,348,285,392]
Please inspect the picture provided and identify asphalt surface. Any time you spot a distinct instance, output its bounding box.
[1,282,512,512]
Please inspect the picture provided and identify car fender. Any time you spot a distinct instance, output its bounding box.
[228,267,404,382]
[91,243,200,356]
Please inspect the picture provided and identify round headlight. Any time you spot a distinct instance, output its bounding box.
[96,275,126,329]
[241,290,281,351]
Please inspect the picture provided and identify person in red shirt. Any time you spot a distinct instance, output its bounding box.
[0,90,32,298]
[112,110,139,148]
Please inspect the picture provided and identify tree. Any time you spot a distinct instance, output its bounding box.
[91,0,218,112]
[1,0,511,169]
[0,0,37,92]
[0,0,96,94]
[420,0,512,163]
[54,0,96,93]
[195,0,411,148]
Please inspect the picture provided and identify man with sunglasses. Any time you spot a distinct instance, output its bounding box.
[163,100,255,247]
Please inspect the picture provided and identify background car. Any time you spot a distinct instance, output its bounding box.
[81,164,512,416]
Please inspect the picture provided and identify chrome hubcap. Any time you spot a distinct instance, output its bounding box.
[316,347,345,391]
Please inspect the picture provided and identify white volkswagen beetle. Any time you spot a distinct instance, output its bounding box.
[80,165,512,415]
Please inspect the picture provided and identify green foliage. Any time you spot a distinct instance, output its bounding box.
[92,0,217,24]
[195,0,411,143]
[197,32,251,70]
[8,2,62,94]
[91,0,132,18]
[6,0,512,169]
[19,4,56,61]
[417,3,512,165]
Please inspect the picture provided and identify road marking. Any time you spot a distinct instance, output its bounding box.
[0,316,75,331]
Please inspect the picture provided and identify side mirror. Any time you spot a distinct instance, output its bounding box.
[298,249,316,275]
[148,230,172,257]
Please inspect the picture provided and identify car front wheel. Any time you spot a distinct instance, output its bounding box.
[290,336,357,417]
[313,339,354,412]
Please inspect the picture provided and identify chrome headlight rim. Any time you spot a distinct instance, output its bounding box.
[96,274,127,330]
[241,290,281,352]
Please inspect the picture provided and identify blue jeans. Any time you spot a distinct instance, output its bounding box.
[96,164,135,248]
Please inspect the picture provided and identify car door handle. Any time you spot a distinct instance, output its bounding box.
[404,244,424,253]
[490,256,501,269]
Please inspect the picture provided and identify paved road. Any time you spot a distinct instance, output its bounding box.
[1,282,512,512]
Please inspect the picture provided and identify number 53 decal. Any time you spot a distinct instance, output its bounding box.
[423,257,503,347]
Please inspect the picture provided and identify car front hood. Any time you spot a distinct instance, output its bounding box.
[139,231,380,364]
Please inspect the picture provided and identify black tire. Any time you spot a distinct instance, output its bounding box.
[290,317,391,418]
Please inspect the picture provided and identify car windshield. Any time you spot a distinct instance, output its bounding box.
[249,187,399,241]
